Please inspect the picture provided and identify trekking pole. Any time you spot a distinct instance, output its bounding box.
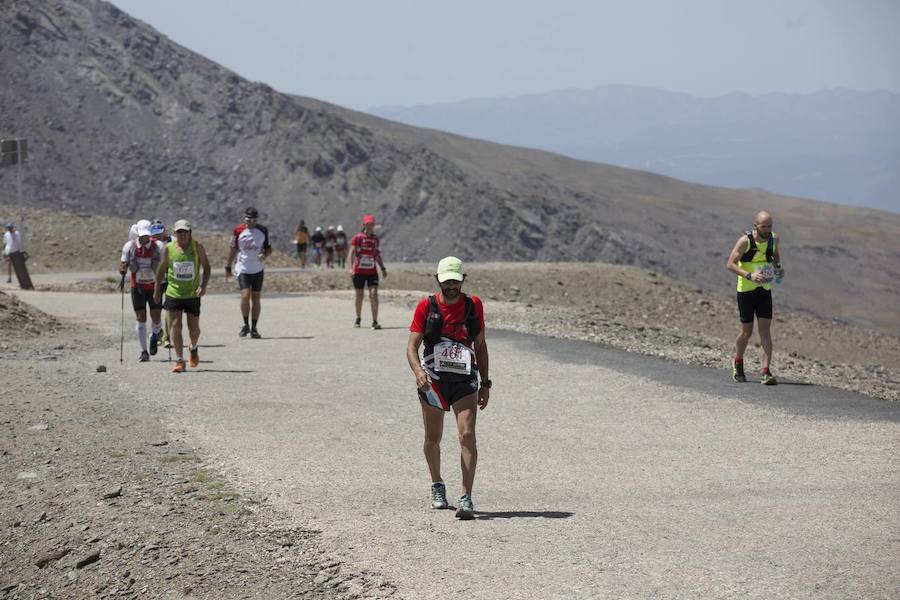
[119,272,126,364]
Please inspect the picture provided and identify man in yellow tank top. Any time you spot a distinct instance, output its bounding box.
[726,211,784,385]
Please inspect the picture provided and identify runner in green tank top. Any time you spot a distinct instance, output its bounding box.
[153,219,210,373]
[726,211,785,385]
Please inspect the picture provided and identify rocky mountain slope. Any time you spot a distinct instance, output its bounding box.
[1,0,899,333]
[372,86,900,213]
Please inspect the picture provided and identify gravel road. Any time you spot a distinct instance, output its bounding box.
[10,289,900,599]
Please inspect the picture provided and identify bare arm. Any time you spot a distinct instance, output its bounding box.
[473,330,490,410]
[226,241,236,280]
[406,331,429,391]
[197,242,211,296]
[346,244,356,273]
[727,236,769,284]
[153,247,168,302]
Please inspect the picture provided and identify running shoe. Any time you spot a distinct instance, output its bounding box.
[139,350,150,362]
[250,329,261,339]
[149,332,159,355]
[239,324,250,337]
[431,482,449,510]
[761,372,778,385]
[732,360,746,383]
[172,359,186,373]
[354,317,361,328]
[456,494,475,520]
[189,347,200,368]
[372,321,382,330]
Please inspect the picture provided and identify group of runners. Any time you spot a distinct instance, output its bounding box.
[292,221,349,269]
[115,207,784,518]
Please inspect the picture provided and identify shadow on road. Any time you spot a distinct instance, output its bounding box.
[252,336,315,340]
[475,511,574,520]
[190,369,255,374]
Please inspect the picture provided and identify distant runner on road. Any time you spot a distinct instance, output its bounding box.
[347,214,387,329]
[335,225,347,268]
[406,256,491,520]
[154,220,210,373]
[310,226,325,269]
[726,210,784,385]
[225,206,271,339]
[118,222,163,362]
[294,220,310,268]
[149,219,173,349]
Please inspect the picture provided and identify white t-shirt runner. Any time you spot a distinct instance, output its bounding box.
[229,223,271,276]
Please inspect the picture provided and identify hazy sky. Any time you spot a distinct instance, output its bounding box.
[110,0,900,110]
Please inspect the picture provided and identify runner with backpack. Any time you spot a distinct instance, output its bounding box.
[406,256,491,520]
[726,210,784,385]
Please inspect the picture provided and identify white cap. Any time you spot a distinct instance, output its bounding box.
[137,226,152,237]
[315,226,322,232]
[337,225,344,232]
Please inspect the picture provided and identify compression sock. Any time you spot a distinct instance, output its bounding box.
[252,319,258,330]
[243,315,249,326]
[136,322,148,352]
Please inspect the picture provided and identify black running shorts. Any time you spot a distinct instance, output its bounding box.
[737,288,773,323]
[352,274,379,289]
[164,296,201,317]
[237,271,264,292]
[418,375,479,412]
[131,287,163,311]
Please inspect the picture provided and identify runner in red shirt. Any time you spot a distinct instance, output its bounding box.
[347,214,387,329]
[118,224,163,362]
[406,256,491,520]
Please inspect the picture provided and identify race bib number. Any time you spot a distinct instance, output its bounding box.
[358,255,375,269]
[173,261,195,281]
[433,341,472,375]
[136,268,155,284]
[755,263,775,283]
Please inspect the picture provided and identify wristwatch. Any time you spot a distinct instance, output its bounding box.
[480,379,492,389]
[744,272,752,280]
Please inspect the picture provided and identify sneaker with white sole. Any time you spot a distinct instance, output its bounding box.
[456,494,475,520]
[430,482,448,509]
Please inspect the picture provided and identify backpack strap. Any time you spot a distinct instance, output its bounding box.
[766,234,775,263]
[739,231,757,263]
[464,295,482,343]
[424,295,442,347]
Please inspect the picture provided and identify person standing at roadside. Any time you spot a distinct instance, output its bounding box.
[119,223,164,362]
[3,223,23,283]
[406,256,491,520]
[154,220,210,373]
[225,207,271,339]
[294,220,310,268]
[726,210,784,385]
[335,225,348,269]
[310,226,325,269]
[347,214,387,329]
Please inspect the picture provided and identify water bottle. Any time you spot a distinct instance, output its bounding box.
[774,264,783,285]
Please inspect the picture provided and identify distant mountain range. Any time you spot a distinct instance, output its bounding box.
[1,0,899,333]
[371,86,900,213]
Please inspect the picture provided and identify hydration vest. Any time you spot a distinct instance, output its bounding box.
[424,294,482,348]
[739,231,775,263]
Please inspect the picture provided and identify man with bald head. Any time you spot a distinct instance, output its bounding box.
[726,211,784,385]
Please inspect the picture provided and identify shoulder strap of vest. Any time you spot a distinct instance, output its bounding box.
[463,294,482,342]
[740,231,757,262]
[766,234,775,263]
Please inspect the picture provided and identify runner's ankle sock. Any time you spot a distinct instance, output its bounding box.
[734,356,744,364]
[152,322,161,335]
[136,322,147,352]
[190,345,198,352]
[243,315,249,326]
[762,367,771,375]
[251,319,258,330]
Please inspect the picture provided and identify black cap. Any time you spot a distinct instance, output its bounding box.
[244,206,259,219]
